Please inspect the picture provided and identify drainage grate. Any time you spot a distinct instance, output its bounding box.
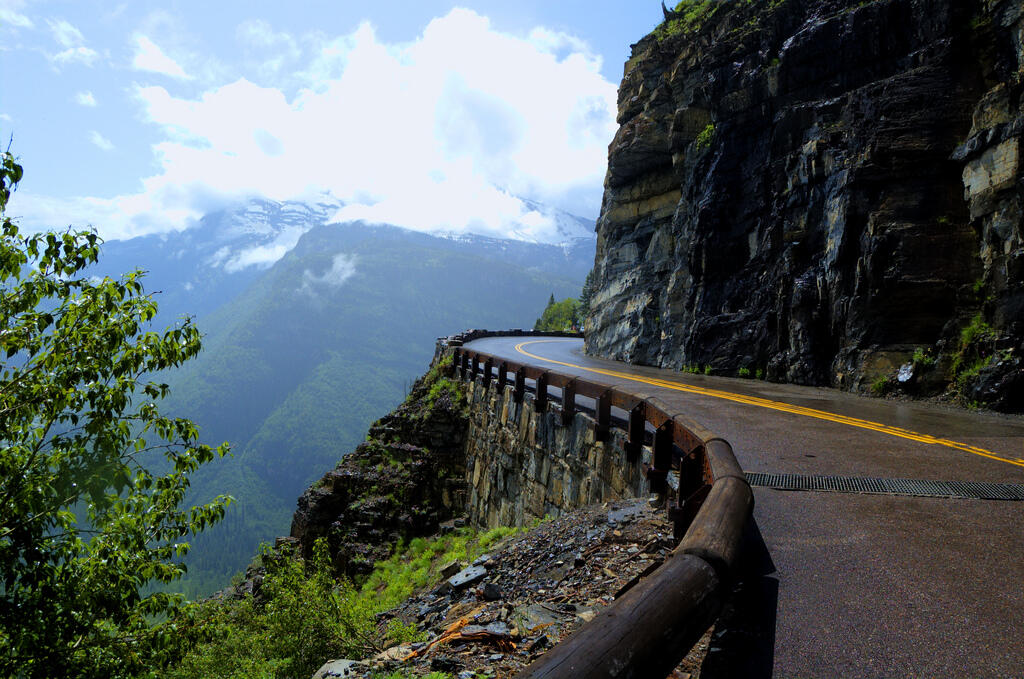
[744,472,1024,501]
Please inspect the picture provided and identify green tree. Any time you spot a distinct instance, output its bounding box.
[0,151,231,678]
[534,296,581,332]
[578,270,596,328]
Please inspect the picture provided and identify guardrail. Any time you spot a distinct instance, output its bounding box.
[443,330,753,679]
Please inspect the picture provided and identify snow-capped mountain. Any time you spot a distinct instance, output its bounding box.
[97,195,595,329]
[431,197,596,248]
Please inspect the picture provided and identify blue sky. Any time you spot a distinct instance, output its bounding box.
[1,1,664,242]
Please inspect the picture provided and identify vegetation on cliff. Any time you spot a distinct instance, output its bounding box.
[0,154,231,678]
[289,355,472,580]
[533,271,595,332]
[168,527,517,679]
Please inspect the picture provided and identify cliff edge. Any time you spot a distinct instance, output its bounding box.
[586,0,1024,411]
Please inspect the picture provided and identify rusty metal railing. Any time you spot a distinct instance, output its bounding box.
[444,331,753,679]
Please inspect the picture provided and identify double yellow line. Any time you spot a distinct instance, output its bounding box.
[514,340,1024,470]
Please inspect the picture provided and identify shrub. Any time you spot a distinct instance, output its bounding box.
[169,539,376,679]
[870,376,891,396]
[911,347,935,370]
[0,151,231,679]
[655,0,720,40]
[951,314,997,391]
[695,122,715,150]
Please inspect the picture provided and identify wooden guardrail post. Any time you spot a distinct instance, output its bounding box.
[482,357,493,390]
[672,445,711,539]
[561,379,577,426]
[497,361,508,390]
[647,421,672,494]
[625,401,645,462]
[462,351,471,377]
[514,368,525,404]
[595,390,611,441]
[535,372,549,412]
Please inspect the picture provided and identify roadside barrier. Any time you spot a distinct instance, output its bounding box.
[443,330,753,679]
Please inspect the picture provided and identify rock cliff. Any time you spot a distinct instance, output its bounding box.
[586,0,1024,410]
[290,361,470,577]
[288,345,654,579]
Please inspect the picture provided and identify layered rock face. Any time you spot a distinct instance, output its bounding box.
[586,0,1024,410]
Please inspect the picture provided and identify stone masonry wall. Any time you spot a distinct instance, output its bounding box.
[460,375,651,529]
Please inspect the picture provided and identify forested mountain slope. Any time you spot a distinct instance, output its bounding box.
[157,219,592,594]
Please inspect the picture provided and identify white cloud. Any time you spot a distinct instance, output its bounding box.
[0,2,32,29]
[75,91,97,107]
[51,46,98,66]
[222,224,308,272]
[0,113,12,122]
[18,9,616,247]
[298,252,357,297]
[48,19,84,48]
[45,18,98,67]
[89,131,114,151]
[10,190,197,237]
[236,18,300,81]
[132,34,192,80]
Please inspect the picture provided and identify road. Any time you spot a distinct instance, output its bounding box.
[463,336,1024,678]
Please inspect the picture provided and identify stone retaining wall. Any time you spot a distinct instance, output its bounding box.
[460,375,650,528]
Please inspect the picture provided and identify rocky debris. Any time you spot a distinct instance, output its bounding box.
[343,498,712,678]
[312,658,363,678]
[290,362,470,578]
[448,565,487,591]
[585,0,1024,411]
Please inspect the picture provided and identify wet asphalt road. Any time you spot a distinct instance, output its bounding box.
[463,336,1024,678]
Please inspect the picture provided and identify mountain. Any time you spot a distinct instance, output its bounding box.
[105,205,595,595]
[585,0,1024,412]
[96,198,342,325]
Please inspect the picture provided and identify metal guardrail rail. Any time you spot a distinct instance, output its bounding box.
[442,330,754,679]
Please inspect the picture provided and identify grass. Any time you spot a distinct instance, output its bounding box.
[425,376,463,410]
[738,367,752,379]
[695,122,715,150]
[361,525,520,612]
[169,524,527,679]
[912,347,935,370]
[654,0,720,40]
[680,363,713,376]
[952,313,997,384]
[870,376,890,396]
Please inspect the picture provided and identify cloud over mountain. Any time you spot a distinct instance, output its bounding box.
[14,9,616,243]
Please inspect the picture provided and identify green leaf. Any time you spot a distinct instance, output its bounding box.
[0,150,230,679]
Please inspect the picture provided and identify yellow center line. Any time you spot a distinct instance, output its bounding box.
[513,339,1024,469]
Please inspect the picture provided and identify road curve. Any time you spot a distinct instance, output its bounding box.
[464,336,1024,678]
